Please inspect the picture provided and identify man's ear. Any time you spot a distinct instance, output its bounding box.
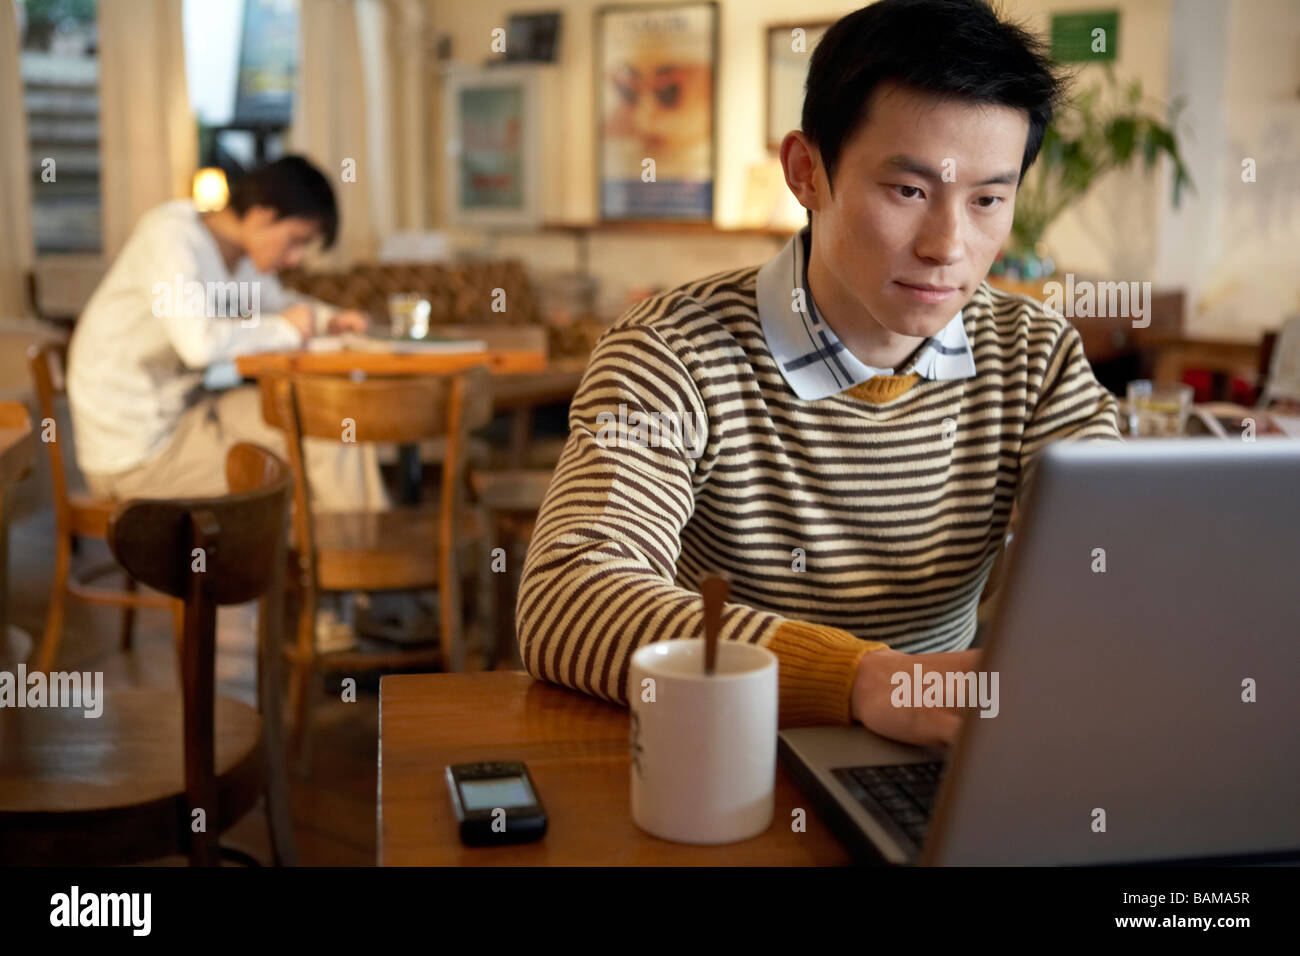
[779,131,824,218]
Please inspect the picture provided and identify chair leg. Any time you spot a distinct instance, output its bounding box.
[481,531,500,670]
[36,533,72,673]
[120,576,138,651]
[287,588,317,778]
[171,600,185,687]
[262,718,299,866]
[439,539,465,673]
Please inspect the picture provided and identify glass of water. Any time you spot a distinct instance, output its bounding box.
[388,294,432,340]
[1126,380,1194,437]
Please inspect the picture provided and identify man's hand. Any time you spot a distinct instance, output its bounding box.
[280,303,315,339]
[327,309,370,335]
[851,646,983,748]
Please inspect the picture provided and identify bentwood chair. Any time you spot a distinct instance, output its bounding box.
[261,369,494,772]
[0,403,36,664]
[470,468,553,669]
[28,343,184,671]
[0,443,298,865]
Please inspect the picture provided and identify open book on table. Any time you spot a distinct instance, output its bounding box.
[305,333,487,355]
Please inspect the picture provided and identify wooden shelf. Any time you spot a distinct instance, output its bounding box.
[536,220,795,240]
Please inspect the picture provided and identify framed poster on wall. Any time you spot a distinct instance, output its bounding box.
[765,21,833,152]
[443,65,541,228]
[596,1,718,222]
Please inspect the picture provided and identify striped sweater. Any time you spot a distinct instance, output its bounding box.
[517,268,1120,727]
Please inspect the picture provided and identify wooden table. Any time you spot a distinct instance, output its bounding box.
[378,671,851,865]
[234,343,549,378]
[0,410,36,668]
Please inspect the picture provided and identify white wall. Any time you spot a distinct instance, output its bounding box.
[1193,0,1300,339]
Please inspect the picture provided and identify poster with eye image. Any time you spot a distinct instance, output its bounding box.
[597,2,717,221]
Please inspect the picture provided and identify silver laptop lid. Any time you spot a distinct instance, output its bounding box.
[924,438,1300,865]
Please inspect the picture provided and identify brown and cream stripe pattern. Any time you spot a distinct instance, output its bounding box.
[517,268,1120,724]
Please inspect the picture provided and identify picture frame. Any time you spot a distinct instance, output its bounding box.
[503,11,563,63]
[442,64,542,229]
[595,1,718,222]
[765,20,833,153]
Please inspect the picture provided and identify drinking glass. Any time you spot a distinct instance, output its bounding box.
[1126,380,1193,437]
[388,294,432,340]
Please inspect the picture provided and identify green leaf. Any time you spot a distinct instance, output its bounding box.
[1106,118,1137,163]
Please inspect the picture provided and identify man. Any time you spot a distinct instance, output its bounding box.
[67,155,386,512]
[518,0,1119,747]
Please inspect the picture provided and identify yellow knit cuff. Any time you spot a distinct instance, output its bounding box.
[763,620,889,728]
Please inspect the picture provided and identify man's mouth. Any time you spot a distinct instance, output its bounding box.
[893,281,960,304]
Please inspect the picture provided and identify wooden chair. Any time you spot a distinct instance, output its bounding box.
[261,368,494,770]
[0,443,298,866]
[470,469,554,670]
[27,343,183,672]
[0,403,36,666]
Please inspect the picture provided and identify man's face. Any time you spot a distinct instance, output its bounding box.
[241,207,323,272]
[808,81,1028,338]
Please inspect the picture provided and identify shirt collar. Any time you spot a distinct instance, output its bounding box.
[756,225,977,401]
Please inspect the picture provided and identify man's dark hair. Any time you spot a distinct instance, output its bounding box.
[227,155,339,249]
[801,0,1067,193]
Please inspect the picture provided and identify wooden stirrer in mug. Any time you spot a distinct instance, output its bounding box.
[701,573,729,675]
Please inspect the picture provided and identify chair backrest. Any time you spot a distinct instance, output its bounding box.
[26,344,72,522]
[107,443,291,866]
[261,368,493,586]
[1261,315,1300,407]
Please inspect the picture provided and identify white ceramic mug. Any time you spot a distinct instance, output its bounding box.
[628,639,778,844]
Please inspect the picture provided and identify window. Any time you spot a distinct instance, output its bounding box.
[16,0,102,253]
[185,0,298,183]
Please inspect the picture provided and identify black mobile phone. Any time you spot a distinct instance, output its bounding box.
[445,761,548,846]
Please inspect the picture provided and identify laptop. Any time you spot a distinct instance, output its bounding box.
[779,438,1300,865]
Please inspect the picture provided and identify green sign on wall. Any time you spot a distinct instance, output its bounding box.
[1051,10,1119,63]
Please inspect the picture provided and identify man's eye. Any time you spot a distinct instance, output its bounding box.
[894,185,923,200]
[976,195,1005,208]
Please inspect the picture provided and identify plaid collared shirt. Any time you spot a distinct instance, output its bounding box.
[755,225,977,401]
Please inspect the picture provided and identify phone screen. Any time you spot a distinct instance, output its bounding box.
[459,775,535,811]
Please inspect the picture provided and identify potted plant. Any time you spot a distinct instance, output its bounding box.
[993,64,1194,281]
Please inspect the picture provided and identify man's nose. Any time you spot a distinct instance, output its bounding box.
[914,203,964,265]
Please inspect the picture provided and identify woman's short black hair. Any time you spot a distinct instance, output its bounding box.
[801,0,1067,193]
[227,155,339,250]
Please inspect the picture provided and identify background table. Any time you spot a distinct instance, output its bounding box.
[378,671,851,865]
[234,343,548,378]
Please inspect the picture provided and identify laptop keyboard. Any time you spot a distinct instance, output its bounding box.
[832,762,945,848]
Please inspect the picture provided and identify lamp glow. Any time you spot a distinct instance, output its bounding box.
[192,167,229,212]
